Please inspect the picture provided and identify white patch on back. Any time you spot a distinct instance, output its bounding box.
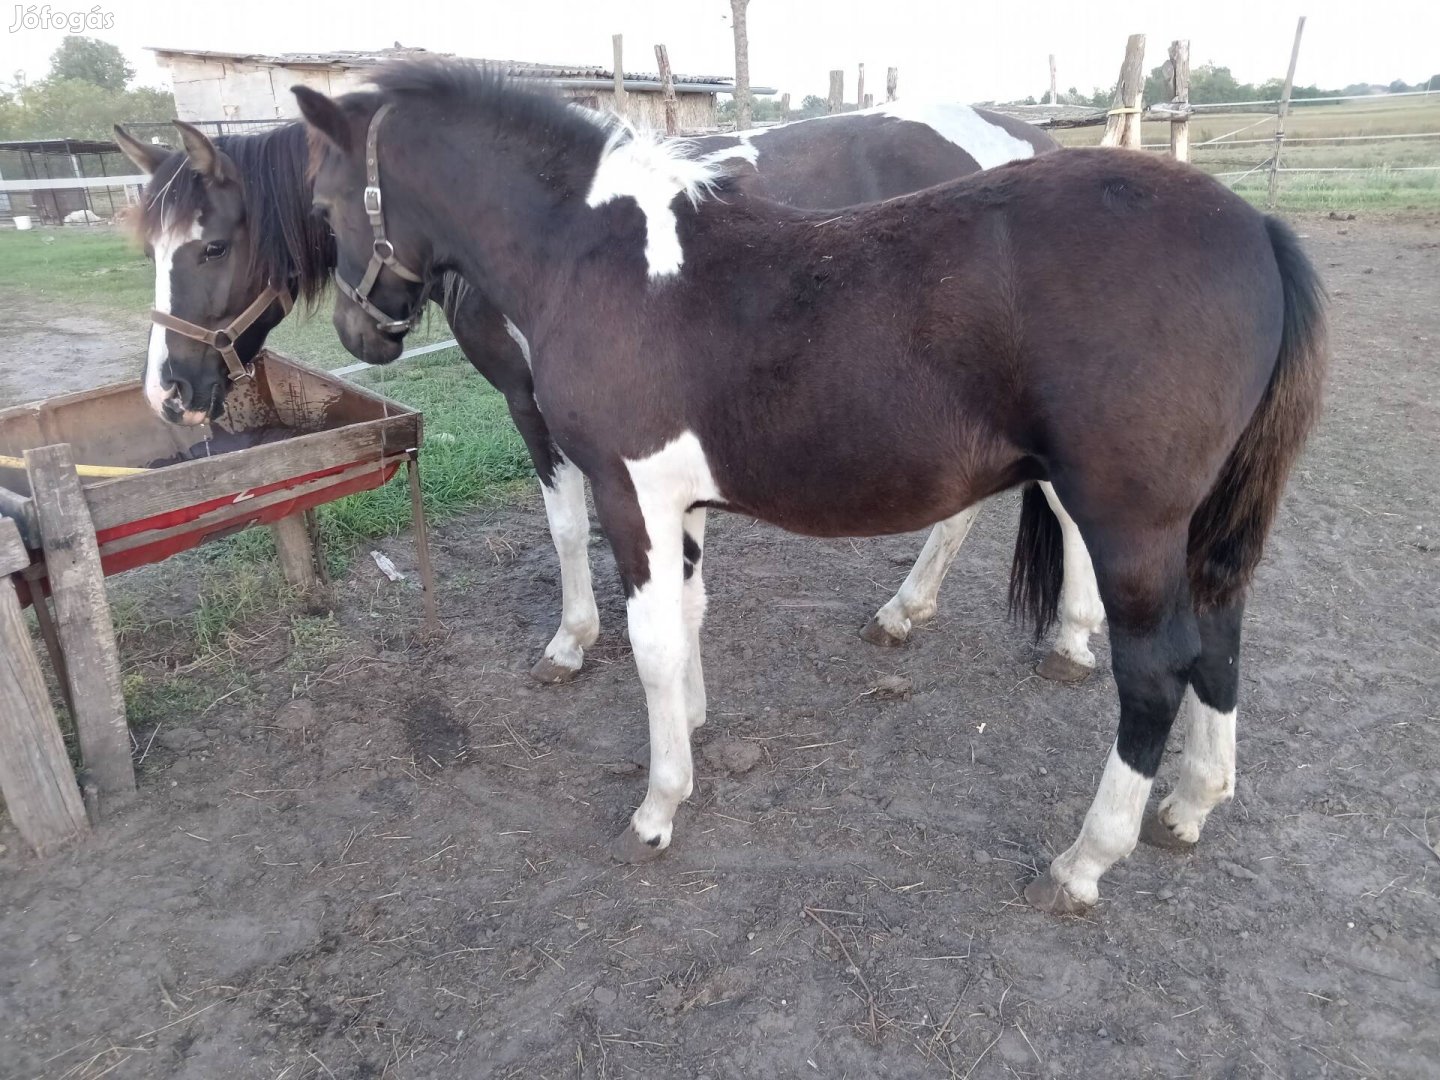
[144,220,203,417]
[697,135,758,169]
[502,315,532,370]
[875,100,1035,168]
[586,128,722,279]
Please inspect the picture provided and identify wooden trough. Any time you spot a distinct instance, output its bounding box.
[0,350,434,855]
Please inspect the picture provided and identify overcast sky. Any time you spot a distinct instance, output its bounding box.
[3,1,1437,105]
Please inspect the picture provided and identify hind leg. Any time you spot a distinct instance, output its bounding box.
[862,506,980,646]
[1143,600,1243,848]
[1036,482,1106,683]
[1027,529,1199,914]
[683,508,708,733]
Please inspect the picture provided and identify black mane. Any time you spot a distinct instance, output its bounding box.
[369,58,610,153]
[138,121,333,305]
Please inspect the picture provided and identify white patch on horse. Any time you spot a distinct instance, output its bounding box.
[697,134,759,168]
[1045,743,1152,907]
[871,505,981,640]
[872,101,1036,169]
[1039,482,1106,669]
[1157,689,1237,843]
[502,315,532,370]
[538,456,599,675]
[621,431,721,847]
[144,220,204,418]
[586,127,722,279]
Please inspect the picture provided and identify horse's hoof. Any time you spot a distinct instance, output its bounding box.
[530,655,580,684]
[1036,651,1093,683]
[1024,870,1093,916]
[860,616,907,648]
[1139,808,1198,851]
[609,825,667,864]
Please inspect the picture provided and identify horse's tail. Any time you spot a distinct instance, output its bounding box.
[1187,216,1328,609]
[1009,482,1063,638]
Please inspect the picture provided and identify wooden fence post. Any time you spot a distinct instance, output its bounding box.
[655,44,679,136]
[1049,54,1058,105]
[827,70,843,114]
[1100,34,1146,149]
[1268,16,1307,209]
[25,444,135,803]
[779,92,791,118]
[612,34,627,118]
[856,63,865,110]
[271,513,319,593]
[886,67,897,102]
[730,0,752,131]
[1168,40,1191,162]
[0,518,90,854]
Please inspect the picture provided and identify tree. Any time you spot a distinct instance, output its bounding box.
[798,94,828,118]
[729,0,751,131]
[48,36,134,92]
[0,79,176,140]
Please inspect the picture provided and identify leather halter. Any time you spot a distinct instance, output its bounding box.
[151,283,293,382]
[332,102,426,335]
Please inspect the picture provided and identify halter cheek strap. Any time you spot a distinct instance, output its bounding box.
[151,284,293,381]
[332,102,426,335]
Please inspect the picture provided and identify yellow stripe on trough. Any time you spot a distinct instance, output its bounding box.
[0,455,148,478]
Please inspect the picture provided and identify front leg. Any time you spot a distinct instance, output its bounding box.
[531,456,600,683]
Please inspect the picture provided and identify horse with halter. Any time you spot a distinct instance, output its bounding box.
[118,97,1104,688]
[298,60,1325,914]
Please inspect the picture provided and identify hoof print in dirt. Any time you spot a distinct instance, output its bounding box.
[1036,651,1094,683]
[1024,871,1094,916]
[859,616,907,647]
[701,737,762,776]
[869,674,913,700]
[529,655,580,684]
[1139,808,1197,851]
[609,826,667,864]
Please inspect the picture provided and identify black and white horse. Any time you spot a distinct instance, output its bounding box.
[118,99,1105,686]
[299,62,1326,913]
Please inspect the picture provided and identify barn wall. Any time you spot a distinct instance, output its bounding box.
[160,56,720,133]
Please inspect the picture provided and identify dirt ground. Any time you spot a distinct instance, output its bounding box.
[1,214,1437,1079]
[0,287,144,409]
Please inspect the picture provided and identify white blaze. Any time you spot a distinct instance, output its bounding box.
[144,221,203,417]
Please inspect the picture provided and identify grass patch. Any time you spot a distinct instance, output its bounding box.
[122,672,213,728]
[0,227,152,311]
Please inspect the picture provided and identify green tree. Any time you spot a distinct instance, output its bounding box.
[48,36,134,92]
[0,79,176,140]
[798,94,828,118]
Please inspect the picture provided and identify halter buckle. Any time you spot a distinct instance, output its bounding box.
[364,186,383,216]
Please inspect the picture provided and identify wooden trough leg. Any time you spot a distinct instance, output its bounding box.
[407,454,440,635]
[272,512,320,594]
[0,519,90,855]
[24,444,135,806]
[22,563,76,721]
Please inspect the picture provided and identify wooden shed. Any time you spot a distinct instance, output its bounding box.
[149,46,773,134]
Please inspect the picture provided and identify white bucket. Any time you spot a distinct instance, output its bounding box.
[13,215,32,231]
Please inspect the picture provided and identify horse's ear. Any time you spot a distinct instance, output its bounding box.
[293,85,352,154]
[172,120,237,185]
[113,124,170,176]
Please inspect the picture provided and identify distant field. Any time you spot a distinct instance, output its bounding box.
[1054,94,1440,209]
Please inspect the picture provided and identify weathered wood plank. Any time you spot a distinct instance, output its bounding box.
[1100,34,1146,149]
[25,444,135,802]
[1168,40,1191,163]
[272,513,319,592]
[654,44,679,137]
[0,514,28,575]
[611,34,627,117]
[1268,17,1307,209]
[0,532,89,855]
[828,70,843,114]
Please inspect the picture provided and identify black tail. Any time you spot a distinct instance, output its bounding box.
[1188,216,1328,609]
[1009,482,1063,639]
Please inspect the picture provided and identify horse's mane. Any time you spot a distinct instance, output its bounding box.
[135,122,333,306]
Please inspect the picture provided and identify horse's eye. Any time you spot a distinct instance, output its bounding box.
[203,240,229,261]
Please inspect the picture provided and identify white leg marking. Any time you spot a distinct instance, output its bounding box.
[502,315,533,371]
[1157,688,1237,844]
[585,128,721,279]
[683,507,708,733]
[872,506,981,640]
[623,432,720,848]
[1048,743,1153,907]
[1039,482,1106,669]
[144,221,203,419]
[538,457,599,674]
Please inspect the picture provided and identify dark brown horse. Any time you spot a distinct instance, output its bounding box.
[117,103,1105,687]
[298,61,1326,913]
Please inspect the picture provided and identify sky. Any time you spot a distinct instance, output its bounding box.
[3,0,1437,105]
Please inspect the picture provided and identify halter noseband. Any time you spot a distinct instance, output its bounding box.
[332,102,426,335]
[151,283,293,382]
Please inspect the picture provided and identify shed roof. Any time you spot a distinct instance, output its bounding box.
[148,46,774,94]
